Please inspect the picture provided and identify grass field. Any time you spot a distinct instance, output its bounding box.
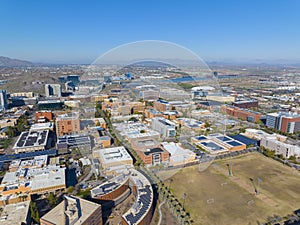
[159,152,300,225]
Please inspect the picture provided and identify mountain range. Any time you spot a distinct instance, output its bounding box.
[0,56,34,67]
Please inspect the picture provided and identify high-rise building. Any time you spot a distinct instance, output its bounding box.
[266,112,300,133]
[0,90,8,110]
[55,112,80,136]
[45,84,62,97]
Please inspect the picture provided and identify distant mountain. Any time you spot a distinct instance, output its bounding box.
[0,56,34,67]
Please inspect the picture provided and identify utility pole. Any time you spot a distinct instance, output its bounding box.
[229,162,233,177]
[182,193,187,209]
[169,178,173,190]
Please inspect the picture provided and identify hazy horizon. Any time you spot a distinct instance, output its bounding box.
[1,1,300,64]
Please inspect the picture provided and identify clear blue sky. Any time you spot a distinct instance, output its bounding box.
[0,0,299,63]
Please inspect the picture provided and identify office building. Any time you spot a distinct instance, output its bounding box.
[0,164,66,197]
[233,99,258,108]
[206,95,235,102]
[153,99,172,112]
[221,105,262,122]
[114,122,160,143]
[38,100,64,110]
[191,86,214,99]
[266,112,300,134]
[0,90,8,110]
[138,147,170,165]
[40,195,102,225]
[161,142,196,166]
[67,75,80,85]
[260,137,300,158]
[13,130,51,153]
[30,122,54,131]
[92,146,133,176]
[55,112,80,136]
[10,91,34,98]
[35,110,53,122]
[56,134,91,154]
[139,89,160,101]
[45,84,62,97]
[0,201,31,225]
[151,117,176,138]
[175,118,205,131]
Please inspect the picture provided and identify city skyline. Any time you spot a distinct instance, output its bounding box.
[1,0,300,64]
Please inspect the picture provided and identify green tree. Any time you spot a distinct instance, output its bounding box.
[47,193,58,208]
[67,186,75,194]
[7,126,17,137]
[30,201,40,223]
[129,117,138,122]
[204,121,211,128]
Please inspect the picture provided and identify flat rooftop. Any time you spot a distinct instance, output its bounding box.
[198,141,225,151]
[143,147,165,156]
[177,118,204,128]
[41,195,101,225]
[30,122,54,131]
[115,122,160,140]
[193,135,208,141]
[1,165,65,192]
[13,130,49,150]
[38,100,62,104]
[94,146,133,164]
[209,134,245,147]
[56,112,79,120]
[57,134,91,146]
[153,117,176,127]
[0,201,30,225]
[161,142,195,163]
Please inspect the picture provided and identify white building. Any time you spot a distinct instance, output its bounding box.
[260,137,300,158]
[152,117,176,138]
[93,146,133,175]
[243,128,300,158]
[0,201,31,225]
[161,142,196,166]
[45,84,62,97]
[0,90,8,110]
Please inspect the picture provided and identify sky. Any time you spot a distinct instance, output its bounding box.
[0,0,300,64]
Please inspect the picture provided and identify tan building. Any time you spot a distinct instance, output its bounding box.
[91,94,109,102]
[0,118,18,129]
[94,118,107,129]
[93,146,133,176]
[10,92,34,98]
[0,200,31,225]
[40,195,102,225]
[206,95,235,102]
[0,163,66,198]
[55,112,80,136]
[153,99,172,112]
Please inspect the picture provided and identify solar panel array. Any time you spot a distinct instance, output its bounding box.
[124,185,152,224]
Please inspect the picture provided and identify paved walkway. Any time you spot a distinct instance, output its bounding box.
[157,200,166,225]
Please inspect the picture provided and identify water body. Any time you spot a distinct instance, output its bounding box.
[160,75,241,83]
